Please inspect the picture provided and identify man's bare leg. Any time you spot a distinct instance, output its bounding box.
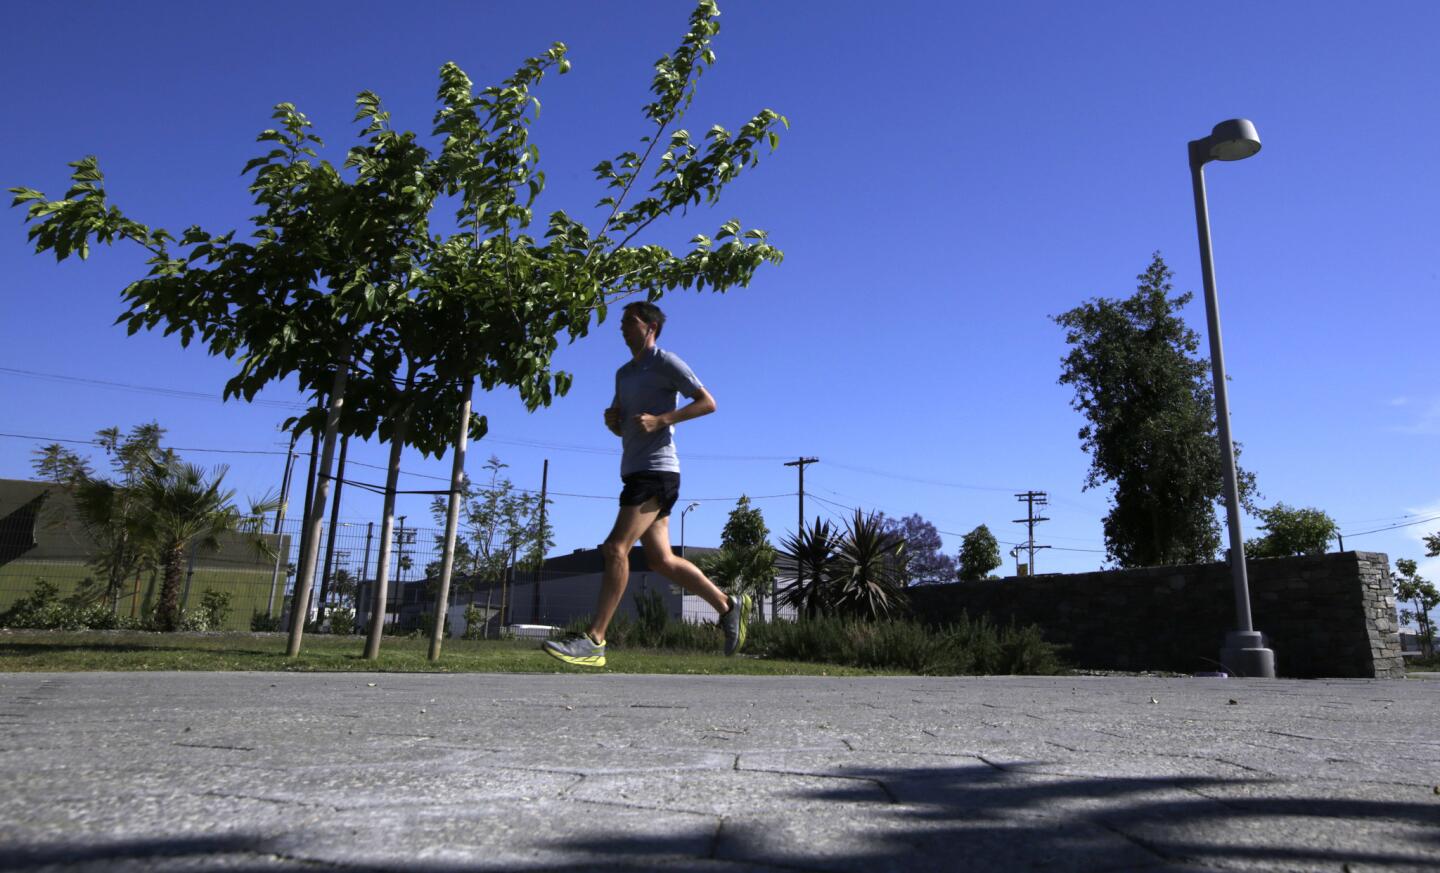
[639,517,731,614]
[589,501,661,643]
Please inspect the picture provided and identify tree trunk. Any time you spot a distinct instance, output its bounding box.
[156,543,186,631]
[287,352,351,657]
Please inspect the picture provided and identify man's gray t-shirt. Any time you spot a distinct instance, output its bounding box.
[614,347,705,476]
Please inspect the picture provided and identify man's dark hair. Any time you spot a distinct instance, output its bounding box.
[624,301,666,339]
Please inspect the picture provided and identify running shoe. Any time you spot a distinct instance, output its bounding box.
[721,593,751,656]
[544,633,606,668]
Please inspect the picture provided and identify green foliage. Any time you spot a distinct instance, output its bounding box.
[830,510,907,620]
[250,612,284,632]
[431,455,552,591]
[1054,253,1259,568]
[198,589,233,629]
[1245,503,1338,558]
[463,604,489,640]
[634,589,670,640]
[1423,531,1439,558]
[130,456,276,631]
[1,580,143,631]
[562,603,721,652]
[776,511,907,620]
[1392,558,1438,657]
[30,424,174,608]
[697,496,776,607]
[11,1,786,467]
[776,518,844,619]
[958,524,1002,581]
[326,607,356,635]
[747,615,1063,676]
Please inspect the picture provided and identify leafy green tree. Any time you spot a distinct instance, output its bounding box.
[1245,503,1338,558]
[698,495,776,617]
[1424,531,1439,559]
[1392,558,1438,657]
[878,513,954,585]
[13,2,784,655]
[1054,253,1258,568]
[958,524,1002,581]
[131,457,277,631]
[428,456,553,605]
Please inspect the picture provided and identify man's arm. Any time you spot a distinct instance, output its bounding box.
[635,387,716,433]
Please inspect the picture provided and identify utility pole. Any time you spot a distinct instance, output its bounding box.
[532,458,548,625]
[1012,490,1051,576]
[783,457,819,620]
[315,433,350,627]
[266,434,299,618]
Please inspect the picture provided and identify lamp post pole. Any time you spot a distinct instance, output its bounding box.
[1187,118,1275,678]
[680,502,701,559]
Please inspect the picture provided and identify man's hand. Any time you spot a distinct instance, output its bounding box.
[634,413,666,434]
[604,407,623,437]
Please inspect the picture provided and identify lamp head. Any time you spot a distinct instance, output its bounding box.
[1190,118,1261,166]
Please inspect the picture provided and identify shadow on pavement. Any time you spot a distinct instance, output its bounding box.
[2,765,1436,871]
[562,763,1440,871]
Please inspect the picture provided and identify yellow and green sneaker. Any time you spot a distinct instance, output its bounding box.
[544,632,606,668]
[721,593,751,656]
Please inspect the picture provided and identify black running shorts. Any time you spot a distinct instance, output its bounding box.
[619,471,681,518]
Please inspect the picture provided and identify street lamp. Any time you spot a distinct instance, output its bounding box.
[680,502,701,558]
[1188,118,1276,678]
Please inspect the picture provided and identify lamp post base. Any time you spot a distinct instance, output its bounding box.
[1221,631,1276,678]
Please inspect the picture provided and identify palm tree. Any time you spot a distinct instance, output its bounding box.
[132,457,277,631]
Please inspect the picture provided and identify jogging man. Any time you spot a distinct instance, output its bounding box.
[544,301,750,667]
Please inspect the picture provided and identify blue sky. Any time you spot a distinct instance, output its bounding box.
[3,1,1437,597]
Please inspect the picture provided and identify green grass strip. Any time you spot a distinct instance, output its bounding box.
[0,630,894,676]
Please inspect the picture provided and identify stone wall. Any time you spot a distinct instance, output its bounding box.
[907,552,1405,678]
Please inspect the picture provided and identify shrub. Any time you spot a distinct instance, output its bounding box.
[463,605,488,640]
[327,607,356,634]
[1,580,145,631]
[748,614,1063,676]
[250,612,283,632]
[198,589,232,629]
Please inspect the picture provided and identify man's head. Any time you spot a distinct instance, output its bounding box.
[621,301,665,350]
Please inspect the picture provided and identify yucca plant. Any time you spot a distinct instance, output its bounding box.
[831,509,907,620]
[777,518,843,619]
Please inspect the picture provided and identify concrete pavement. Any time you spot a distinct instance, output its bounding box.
[1,671,1437,872]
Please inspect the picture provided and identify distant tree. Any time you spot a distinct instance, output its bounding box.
[878,513,954,585]
[330,568,357,608]
[1054,253,1258,568]
[958,524,1002,581]
[697,496,776,617]
[130,457,276,631]
[30,424,177,611]
[1392,558,1438,657]
[1424,531,1439,559]
[428,455,553,608]
[1245,503,1338,558]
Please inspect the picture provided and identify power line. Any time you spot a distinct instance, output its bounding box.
[0,431,290,455]
[0,366,308,410]
[1342,515,1440,539]
[823,461,1021,493]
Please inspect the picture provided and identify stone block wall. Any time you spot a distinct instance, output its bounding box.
[906,551,1404,678]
